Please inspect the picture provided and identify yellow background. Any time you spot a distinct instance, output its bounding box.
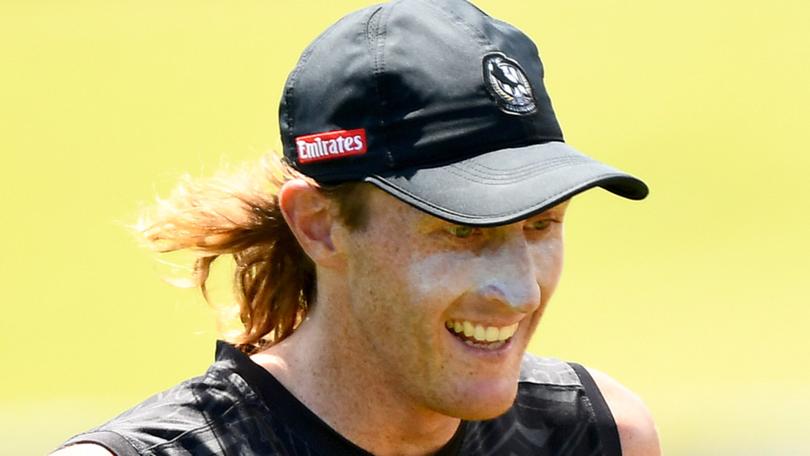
[2,1,808,454]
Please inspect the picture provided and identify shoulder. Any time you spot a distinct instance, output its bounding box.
[516,354,661,455]
[54,363,261,455]
[519,352,581,386]
[584,366,662,456]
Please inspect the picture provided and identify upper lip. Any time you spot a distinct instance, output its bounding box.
[445,318,523,328]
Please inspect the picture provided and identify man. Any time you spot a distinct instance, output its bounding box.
[55,0,660,454]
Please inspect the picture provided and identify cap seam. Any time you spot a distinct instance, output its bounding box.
[416,0,493,50]
[445,157,593,185]
[372,1,397,167]
[447,156,591,183]
[414,0,500,123]
[490,17,543,70]
[380,135,563,178]
[469,174,632,219]
[364,5,388,165]
[461,155,583,175]
[282,19,344,148]
[372,171,630,220]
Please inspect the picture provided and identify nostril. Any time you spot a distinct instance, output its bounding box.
[479,282,541,312]
[480,284,507,302]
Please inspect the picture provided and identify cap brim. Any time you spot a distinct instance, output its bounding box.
[363,141,648,226]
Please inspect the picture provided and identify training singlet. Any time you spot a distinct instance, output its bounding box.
[58,342,621,455]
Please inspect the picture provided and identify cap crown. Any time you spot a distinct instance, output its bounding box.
[280,0,563,182]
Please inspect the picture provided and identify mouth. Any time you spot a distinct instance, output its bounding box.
[444,320,519,350]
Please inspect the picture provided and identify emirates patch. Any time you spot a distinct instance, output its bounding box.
[295,128,367,164]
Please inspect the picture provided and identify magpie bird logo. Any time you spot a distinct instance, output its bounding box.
[483,53,537,115]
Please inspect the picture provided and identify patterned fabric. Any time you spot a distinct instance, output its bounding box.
[462,357,615,455]
[59,342,619,455]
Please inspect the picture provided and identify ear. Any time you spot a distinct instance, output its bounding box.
[278,179,343,268]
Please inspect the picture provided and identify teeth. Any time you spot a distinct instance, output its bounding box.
[485,326,499,342]
[499,324,517,340]
[445,320,519,343]
[463,321,474,337]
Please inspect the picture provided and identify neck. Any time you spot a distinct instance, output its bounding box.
[251,292,461,455]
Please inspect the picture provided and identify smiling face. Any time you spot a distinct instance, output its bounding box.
[333,188,569,420]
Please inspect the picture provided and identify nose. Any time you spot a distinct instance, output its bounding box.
[477,234,542,314]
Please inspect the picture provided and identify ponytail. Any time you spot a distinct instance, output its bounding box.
[136,154,365,354]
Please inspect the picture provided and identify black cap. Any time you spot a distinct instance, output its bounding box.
[280,0,648,226]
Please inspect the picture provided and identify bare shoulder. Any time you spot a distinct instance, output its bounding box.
[50,443,116,456]
[585,366,662,456]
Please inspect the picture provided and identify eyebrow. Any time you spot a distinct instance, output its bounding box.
[414,200,570,231]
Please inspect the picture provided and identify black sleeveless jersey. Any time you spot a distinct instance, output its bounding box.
[59,342,621,455]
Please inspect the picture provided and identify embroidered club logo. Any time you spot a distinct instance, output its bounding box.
[483,53,537,115]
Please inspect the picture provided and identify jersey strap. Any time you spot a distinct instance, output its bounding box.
[569,362,623,456]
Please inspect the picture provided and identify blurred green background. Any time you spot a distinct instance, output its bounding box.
[2,1,808,454]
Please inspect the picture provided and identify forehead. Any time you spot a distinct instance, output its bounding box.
[363,186,421,220]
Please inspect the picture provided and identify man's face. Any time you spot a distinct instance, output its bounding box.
[335,188,568,420]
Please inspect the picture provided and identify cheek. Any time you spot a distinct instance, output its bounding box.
[344,245,416,352]
[407,251,477,306]
[532,238,565,296]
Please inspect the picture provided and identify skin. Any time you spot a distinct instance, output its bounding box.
[260,181,569,454]
[53,180,661,456]
[591,366,663,456]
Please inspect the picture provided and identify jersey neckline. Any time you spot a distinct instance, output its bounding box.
[214,340,468,455]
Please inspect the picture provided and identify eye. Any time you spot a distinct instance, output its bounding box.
[446,225,479,238]
[525,219,552,231]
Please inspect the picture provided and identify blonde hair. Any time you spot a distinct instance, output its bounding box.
[137,154,367,354]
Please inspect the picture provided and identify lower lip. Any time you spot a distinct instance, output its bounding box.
[445,328,515,357]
